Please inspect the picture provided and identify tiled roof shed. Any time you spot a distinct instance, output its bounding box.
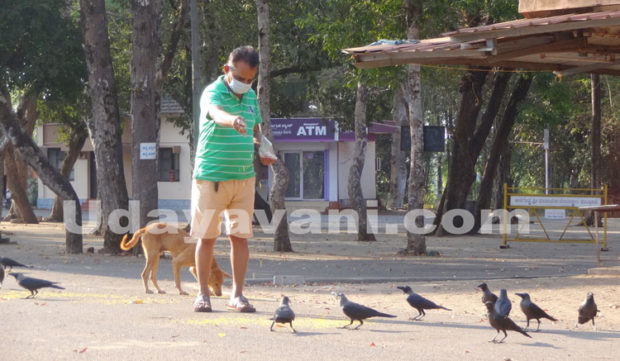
[343,10,620,76]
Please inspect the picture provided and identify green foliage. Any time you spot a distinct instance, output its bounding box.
[0,0,85,98]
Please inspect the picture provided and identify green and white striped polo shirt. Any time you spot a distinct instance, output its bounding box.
[194,75,262,181]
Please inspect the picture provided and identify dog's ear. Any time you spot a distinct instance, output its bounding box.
[223,271,232,279]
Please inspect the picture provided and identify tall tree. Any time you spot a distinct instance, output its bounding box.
[0,91,83,253]
[591,73,601,191]
[3,92,38,223]
[401,0,425,254]
[130,0,163,230]
[348,81,375,241]
[80,0,129,252]
[48,127,87,222]
[476,74,533,224]
[0,0,85,251]
[256,0,293,251]
[387,88,408,209]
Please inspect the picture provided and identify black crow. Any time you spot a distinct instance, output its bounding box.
[332,292,396,330]
[270,296,296,333]
[485,301,531,343]
[9,273,64,298]
[515,292,557,331]
[397,286,451,320]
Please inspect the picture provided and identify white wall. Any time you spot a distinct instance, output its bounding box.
[36,116,192,207]
[158,116,191,200]
[337,141,376,200]
[270,140,376,203]
[37,157,90,200]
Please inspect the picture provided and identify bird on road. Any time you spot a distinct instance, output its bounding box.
[515,292,557,331]
[397,286,451,321]
[494,289,512,317]
[332,292,396,330]
[9,273,64,298]
[0,265,4,289]
[485,301,531,343]
[0,257,31,271]
[270,296,296,333]
[477,283,498,305]
[576,292,599,329]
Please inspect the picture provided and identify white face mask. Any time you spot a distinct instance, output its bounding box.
[227,75,252,94]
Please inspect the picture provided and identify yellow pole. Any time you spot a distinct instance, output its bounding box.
[502,183,508,248]
[603,184,608,249]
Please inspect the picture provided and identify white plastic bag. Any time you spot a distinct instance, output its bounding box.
[258,135,277,160]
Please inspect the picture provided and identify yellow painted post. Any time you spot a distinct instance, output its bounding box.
[603,184,608,249]
[502,183,508,248]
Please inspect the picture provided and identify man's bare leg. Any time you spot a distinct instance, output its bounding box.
[194,237,216,311]
[228,235,249,299]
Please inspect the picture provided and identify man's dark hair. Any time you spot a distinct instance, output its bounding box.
[228,46,260,68]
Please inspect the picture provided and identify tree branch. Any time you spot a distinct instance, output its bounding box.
[159,0,187,89]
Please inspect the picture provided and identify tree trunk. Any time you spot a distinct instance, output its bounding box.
[4,93,39,222]
[494,146,512,210]
[4,145,37,222]
[80,0,129,253]
[0,140,4,236]
[400,0,424,254]
[0,93,83,253]
[434,69,487,235]
[387,87,408,209]
[189,0,202,178]
[48,125,88,222]
[403,71,426,253]
[475,75,533,230]
[159,0,187,89]
[255,0,293,252]
[131,0,162,230]
[435,69,510,235]
[591,73,601,191]
[347,81,375,242]
[586,73,602,226]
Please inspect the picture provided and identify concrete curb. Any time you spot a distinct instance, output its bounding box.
[587,266,620,275]
[243,273,590,286]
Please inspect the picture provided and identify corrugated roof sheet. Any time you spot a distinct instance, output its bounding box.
[443,10,620,38]
[343,10,620,75]
[161,94,185,114]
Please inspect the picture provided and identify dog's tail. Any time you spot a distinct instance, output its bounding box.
[120,227,148,251]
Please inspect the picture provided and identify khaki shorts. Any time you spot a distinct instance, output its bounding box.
[190,177,255,240]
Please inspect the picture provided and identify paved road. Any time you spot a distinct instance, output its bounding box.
[1,218,619,360]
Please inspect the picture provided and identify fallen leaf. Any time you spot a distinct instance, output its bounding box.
[370,342,376,347]
[218,333,225,337]
[79,347,87,353]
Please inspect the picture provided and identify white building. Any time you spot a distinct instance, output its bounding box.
[36,102,392,213]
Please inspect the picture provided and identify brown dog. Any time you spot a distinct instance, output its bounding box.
[120,222,230,296]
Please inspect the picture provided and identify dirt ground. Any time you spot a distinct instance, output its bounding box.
[0,220,618,360]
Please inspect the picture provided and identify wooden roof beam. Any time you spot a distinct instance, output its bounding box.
[489,37,581,63]
[447,16,620,42]
[554,58,620,76]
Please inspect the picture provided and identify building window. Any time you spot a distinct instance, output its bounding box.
[159,147,180,182]
[283,150,324,200]
[47,148,74,181]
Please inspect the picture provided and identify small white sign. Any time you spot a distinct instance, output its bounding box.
[510,196,601,207]
[140,143,157,160]
[544,209,566,219]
